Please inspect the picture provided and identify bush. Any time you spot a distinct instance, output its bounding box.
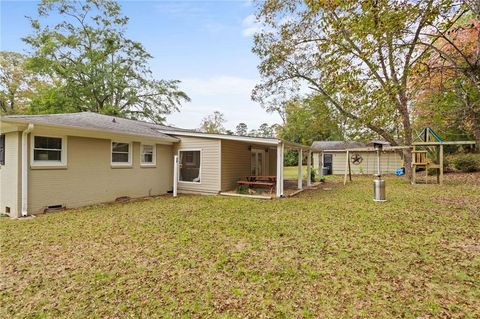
[310,168,317,182]
[284,150,298,166]
[236,184,249,194]
[452,153,480,172]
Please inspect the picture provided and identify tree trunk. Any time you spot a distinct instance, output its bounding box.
[403,148,413,180]
[471,106,480,152]
[398,94,413,180]
[474,127,480,153]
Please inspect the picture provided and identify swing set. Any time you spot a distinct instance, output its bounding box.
[341,128,476,185]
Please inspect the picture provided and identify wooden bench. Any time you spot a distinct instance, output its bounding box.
[245,175,276,183]
[237,181,275,194]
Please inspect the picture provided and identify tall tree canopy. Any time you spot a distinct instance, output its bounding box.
[0,51,38,114]
[279,95,344,146]
[199,111,226,133]
[23,0,189,123]
[235,122,248,136]
[252,0,467,176]
[413,7,480,146]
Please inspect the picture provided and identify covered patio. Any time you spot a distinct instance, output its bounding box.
[168,131,312,198]
[218,138,312,198]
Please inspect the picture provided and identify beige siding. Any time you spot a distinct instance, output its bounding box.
[220,140,252,191]
[268,147,277,176]
[329,151,403,175]
[28,135,173,214]
[0,132,21,217]
[174,136,221,194]
[220,142,278,191]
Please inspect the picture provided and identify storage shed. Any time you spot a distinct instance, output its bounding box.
[311,141,403,175]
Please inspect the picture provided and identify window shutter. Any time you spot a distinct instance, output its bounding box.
[0,134,5,165]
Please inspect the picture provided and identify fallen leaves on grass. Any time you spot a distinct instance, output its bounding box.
[0,174,479,318]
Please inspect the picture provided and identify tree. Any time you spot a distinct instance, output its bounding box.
[413,10,480,148]
[235,122,248,136]
[0,51,36,114]
[27,81,77,115]
[257,123,274,137]
[247,123,278,137]
[23,0,189,123]
[279,96,344,146]
[252,0,463,177]
[199,111,226,133]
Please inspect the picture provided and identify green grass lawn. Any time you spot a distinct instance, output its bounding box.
[284,165,309,179]
[1,174,479,318]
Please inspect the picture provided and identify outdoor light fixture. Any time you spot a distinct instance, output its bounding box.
[372,142,386,202]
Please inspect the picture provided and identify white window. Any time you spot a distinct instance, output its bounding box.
[111,142,131,166]
[179,150,201,183]
[140,144,156,166]
[31,135,67,167]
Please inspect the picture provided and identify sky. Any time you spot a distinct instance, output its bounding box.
[0,0,282,130]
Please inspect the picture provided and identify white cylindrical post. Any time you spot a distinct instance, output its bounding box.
[276,144,282,197]
[318,152,324,179]
[297,149,303,189]
[307,150,311,187]
[173,155,178,197]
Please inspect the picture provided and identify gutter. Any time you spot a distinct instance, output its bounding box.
[21,123,34,217]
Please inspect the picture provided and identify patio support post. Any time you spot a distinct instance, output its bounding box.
[307,150,311,187]
[21,123,34,217]
[298,149,303,189]
[318,152,324,180]
[173,155,178,197]
[276,143,284,197]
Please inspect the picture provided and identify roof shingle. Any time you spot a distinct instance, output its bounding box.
[1,112,192,141]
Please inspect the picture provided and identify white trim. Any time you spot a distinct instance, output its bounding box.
[22,124,34,216]
[218,140,222,191]
[30,134,67,167]
[173,155,178,197]
[307,150,312,186]
[276,143,284,197]
[161,131,311,150]
[140,143,156,167]
[111,141,132,167]
[297,149,303,190]
[251,148,267,176]
[177,148,202,184]
[159,130,281,145]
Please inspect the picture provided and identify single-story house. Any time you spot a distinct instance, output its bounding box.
[311,140,403,175]
[0,112,311,218]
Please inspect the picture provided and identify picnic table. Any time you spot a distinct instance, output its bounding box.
[244,175,276,182]
[237,175,277,194]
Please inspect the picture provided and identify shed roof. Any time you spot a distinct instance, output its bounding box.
[1,112,187,142]
[311,141,365,151]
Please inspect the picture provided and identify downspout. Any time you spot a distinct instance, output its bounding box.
[21,123,34,217]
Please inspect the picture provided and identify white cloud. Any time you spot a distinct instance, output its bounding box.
[167,75,282,130]
[181,76,258,96]
[241,14,261,37]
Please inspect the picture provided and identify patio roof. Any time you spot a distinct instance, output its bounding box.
[158,130,311,149]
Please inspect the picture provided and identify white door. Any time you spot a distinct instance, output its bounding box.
[251,149,266,176]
